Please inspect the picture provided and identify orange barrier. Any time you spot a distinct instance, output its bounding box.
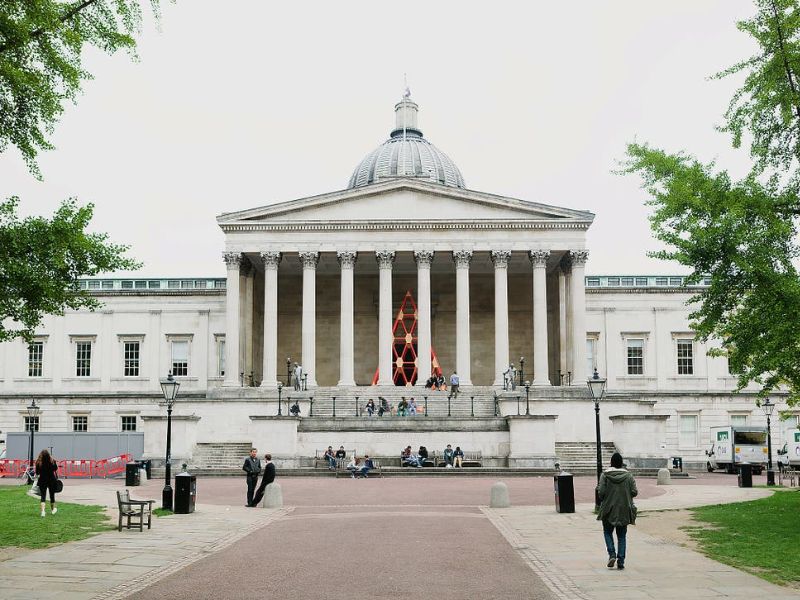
[61,459,94,479]
[93,454,132,479]
[0,459,28,478]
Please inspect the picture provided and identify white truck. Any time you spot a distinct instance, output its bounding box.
[777,430,800,470]
[705,426,768,474]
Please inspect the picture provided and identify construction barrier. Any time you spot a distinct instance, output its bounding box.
[93,454,132,479]
[0,459,28,478]
[61,459,94,479]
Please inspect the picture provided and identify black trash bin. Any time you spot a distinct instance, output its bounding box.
[174,471,196,514]
[125,462,140,487]
[554,472,575,513]
[136,460,152,481]
[738,463,753,488]
[670,456,683,472]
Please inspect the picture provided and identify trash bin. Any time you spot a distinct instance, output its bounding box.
[738,463,753,488]
[554,472,575,513]
[136,460,152,480]
[670,456,683,472]
[125,462,140,487]
[174,471,196,514]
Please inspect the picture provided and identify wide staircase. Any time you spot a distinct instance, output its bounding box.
[555,442,618,474]
[290,386,500,418]
[189,442,253,472]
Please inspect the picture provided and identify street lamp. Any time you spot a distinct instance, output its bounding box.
[277,381,283,416]
[159,372,180,511]
[286,357,292,387]
[519,357,525,388]
[524,381,531,416]
[587,368,607,510]
[26,399,40,482]
[762,398,776,486]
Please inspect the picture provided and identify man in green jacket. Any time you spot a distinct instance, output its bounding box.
[597,452,638,570]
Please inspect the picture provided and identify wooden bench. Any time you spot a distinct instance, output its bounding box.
[435,450,482,467]
[315,449,355,469]
[779,469,800,487]
[335,459,383,478]
[117,489,154,532]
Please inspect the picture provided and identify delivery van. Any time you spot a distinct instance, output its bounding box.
[706,426,768,474]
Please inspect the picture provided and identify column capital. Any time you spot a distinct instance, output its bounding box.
[337,251,357,268]
[529,250,551,266]
[240,259,255,277]
[299,251,320,269]
[569,250,589,266]
[414,249,435,267]
[375,250,395,269]
[490,250,512,268]
[453,249,473,268]
[260,251,282,269]
[223,252,243,269]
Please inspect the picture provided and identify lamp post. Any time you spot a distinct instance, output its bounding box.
[286,358,292,387]
[587,368,607,510]
[524,381,531,416]
[26,399,40,481]
[519,357,525,388]
[159,372,180,511]
[762,398,776,486]
[277,382,283,416]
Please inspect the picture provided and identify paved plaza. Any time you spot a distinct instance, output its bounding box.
[0,475,797,599]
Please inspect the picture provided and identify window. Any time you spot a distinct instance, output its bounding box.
[626,338,644,375]
[75,341,92,376]
[171,340,189,376]
[124,341,140,377]
[669,277,683,286]
[730,414,748,427]
[88,280,100,289]
[72,415,88,432]
[586,277,600,287]
[586,337,597,378]
[607,277,620,286]
[121,416,137,432]
[677,339,694,375]
[635,277,648,286]
[621,277,634,286]
[217,337,226,377]
[655,277,668,286]
[24,416,39,432]
[28,342,43,377]
[101,280,113,289]
[679,415,698,447]
[148,280,161,289]
[121,280,134,289]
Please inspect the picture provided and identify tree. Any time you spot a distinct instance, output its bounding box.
[0,1,162,177]
[623,0,800,403]
[0,196,140,342]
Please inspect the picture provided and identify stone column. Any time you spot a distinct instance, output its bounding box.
[222,252,242,387]
[558,267,568,382]
[376,250,395,385]
[260,252,281,388]
[337,251,357,386]
[453,250,473,385]
[569,250,589,384]
[241,261,254,381]
[530,250,551,386]
[415,250,434,385]
[491,250,511,386]
[299,251,319,387]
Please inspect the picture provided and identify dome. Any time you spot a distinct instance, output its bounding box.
[348,96,465,189]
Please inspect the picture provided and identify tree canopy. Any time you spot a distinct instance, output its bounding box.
[0,196,140,342]
[623,0,800,404]
[0,0,161,176]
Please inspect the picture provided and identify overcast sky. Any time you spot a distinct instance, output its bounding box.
[0,1,758,277]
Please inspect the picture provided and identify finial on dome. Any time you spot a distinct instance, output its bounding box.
[392,82,422,139]
[403,73,411,99]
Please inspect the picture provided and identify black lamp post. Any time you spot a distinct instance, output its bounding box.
[587,368,607,510]
[524,381,531,416]
[762,398,776,486]
[277,382,283,416]
[27,399,40,481]
[286,358,292,387]
[519,357,525,387]
[159,372,180,511]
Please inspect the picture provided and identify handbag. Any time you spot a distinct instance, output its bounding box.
[630,502,638,525]
[54,479,64,493]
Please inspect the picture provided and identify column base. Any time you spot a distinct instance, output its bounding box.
[337,380,356,387]
[259,380,280,389]
[532,379,551,387]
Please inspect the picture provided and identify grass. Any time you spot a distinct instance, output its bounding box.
[688,489,800,586]
[153,508,173,517]
[0,485,112,549]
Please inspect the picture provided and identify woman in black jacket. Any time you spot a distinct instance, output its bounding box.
[35,449,59,517]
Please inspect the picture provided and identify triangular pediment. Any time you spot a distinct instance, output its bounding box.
[217,178,593,228]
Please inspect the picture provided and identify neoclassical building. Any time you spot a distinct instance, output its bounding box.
[0,96,792,470]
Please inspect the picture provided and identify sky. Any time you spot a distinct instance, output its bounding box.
[0,1,759,277]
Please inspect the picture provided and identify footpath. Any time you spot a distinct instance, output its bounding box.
[485,485,800,600]
[0,479,287,600]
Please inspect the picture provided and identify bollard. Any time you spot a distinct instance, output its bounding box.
[657,468,671,485]
[424,395,428,417]
[470,396,474,417]
[309,396,314,417]
[490,482,510,508]
[355,396,359,417]
[332,396,336,417]
[260,482,283,508]
[447,395,451,417]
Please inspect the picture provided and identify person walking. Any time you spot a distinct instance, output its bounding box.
[242,448,262,507]
[597,452,638,570]
[35,449,59,517]
[250,453,276,506]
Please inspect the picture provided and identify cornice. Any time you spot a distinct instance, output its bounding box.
[220,219,593,233]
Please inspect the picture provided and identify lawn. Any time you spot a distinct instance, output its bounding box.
[688,489,800,586]
[0,485,112,549]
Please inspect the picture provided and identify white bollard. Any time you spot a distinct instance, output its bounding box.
[657,468,671,485]
[260,482,283,508]
[490,481,510,508]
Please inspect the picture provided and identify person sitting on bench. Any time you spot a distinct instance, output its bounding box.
[402,446,422,468]
[443,444,454,468]
[453,446,464,468]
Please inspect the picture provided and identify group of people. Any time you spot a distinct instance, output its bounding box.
[242,448,276,507]
[401,444,464,468]
[363,397,418,417]
[423,374,448,390]
[321,446,375,478]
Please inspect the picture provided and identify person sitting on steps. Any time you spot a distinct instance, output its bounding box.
[397,397,409,417]
[409,398,418,416]
[365,399,375,417]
